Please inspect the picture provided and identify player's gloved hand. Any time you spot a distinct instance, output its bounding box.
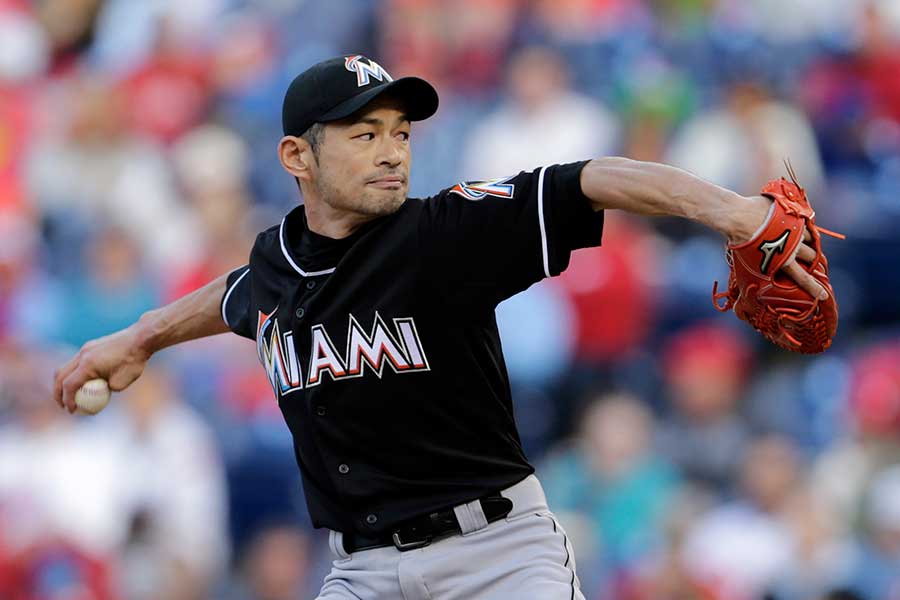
[53,326,151,414]
[712,165,844,353]
[724,195,827,301]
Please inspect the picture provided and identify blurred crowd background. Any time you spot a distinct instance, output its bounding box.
[1,0,900,599]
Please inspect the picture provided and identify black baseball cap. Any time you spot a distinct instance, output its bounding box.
[282,55,439,137]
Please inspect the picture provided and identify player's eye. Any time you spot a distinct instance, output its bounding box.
[355,132,375,141]
[397,131,410,142]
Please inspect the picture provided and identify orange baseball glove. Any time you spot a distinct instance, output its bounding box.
[712,166,844,353]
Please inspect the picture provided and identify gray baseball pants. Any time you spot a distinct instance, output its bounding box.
[315,475,584,600]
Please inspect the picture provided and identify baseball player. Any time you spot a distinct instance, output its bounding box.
[53,55,826,599]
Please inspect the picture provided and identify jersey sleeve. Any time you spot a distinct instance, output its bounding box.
[417,160,603,308]
[220,265,254,340]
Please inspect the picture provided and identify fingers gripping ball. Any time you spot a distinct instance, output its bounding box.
[712,164,845,354]
[75,379,111,415]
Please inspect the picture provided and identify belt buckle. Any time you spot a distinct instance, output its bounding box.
[392,531,431,551]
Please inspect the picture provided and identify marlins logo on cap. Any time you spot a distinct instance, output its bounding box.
[345,55,393,87]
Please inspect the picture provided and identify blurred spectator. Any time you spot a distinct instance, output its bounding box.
[119,19,212,145]
[223,523,313,600]
[711,0,854,45]
[551,213,661,366]
[0,6,42,211]
[666,80,824,196]
[813,341,900,532]
[0,345,120,599]
[617,57,697,164]
[0,536,116,600]
[166,124,260,300]
[540,391,679,587]
[837,465,900,600]
[0,355,228,600]
[847,341,900,437]
[55,225,159,347]
[769,487,853,600]
[0,211,60,343]
[0,8,48,85]
[441,0,521,95]
[496,278,576,456]
[25,74,200,270]
[379,0,519,96]
[208,12,282,122]
[798,3,900,239]
[802,3,900,131]
[529,0,648,43]
[0,346,125,556]
[33,0,102,71]
[657,322,752,494]
[110,366,229,600]
[496,279,576,388]
[460,45,620,179]
[623,486,721,600]
[681,434,804,599]
[90,0,229,76]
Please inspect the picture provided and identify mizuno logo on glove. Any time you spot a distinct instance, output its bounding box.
[758,229,791,274]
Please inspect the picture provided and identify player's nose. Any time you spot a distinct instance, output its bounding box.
[375,138,404,168]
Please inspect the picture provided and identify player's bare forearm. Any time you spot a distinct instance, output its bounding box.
[580,156,827,298]
[134,273,231,355]
[53,274,231,413]
[580,157,769,243]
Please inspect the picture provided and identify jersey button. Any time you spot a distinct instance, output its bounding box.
[305,280,316,290]
[365,514,378,525]
[316,405,326,416]
[338,464,350,474]
[295,307,305,319]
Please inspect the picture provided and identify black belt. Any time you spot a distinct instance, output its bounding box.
[343,493,514,554]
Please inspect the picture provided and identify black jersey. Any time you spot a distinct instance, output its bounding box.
[221,161,603,536]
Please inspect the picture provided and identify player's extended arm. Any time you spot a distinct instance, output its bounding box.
[53,273,232,413]
[580,156,827,300]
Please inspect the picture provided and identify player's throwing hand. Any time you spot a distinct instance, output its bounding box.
[53,326,150,413]
[53,272,232,413]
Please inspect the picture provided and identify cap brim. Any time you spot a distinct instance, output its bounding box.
[319,77,439,124]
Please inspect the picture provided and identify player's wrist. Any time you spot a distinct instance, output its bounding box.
[132,310,163,358]
[721,194,772,245]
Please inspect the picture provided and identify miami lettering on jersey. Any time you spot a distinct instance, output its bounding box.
[256,310,430,397]
[449,176,516,201]
[344,55,393,87]
[257,308,302,396]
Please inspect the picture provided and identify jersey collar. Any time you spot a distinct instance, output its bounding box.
[279,206,337,277]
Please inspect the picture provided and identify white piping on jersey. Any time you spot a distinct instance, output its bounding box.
[279,217,337,277]
[537,166,551,278]
[221,266,250,327]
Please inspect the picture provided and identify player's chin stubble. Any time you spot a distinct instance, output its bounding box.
[316,170,405,217]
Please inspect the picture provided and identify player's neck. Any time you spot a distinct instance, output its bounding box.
[303,197,372,240]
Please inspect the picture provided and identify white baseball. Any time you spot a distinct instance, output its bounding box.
[75,378,111,415]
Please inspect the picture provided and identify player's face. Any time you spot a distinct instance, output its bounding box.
[313,97,412,218]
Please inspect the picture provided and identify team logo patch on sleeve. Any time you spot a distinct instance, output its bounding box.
[449,176,516,201]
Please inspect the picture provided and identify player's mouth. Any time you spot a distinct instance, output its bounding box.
[367,176,405,190]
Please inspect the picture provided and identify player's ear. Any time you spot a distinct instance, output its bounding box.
[278,136,315,182]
